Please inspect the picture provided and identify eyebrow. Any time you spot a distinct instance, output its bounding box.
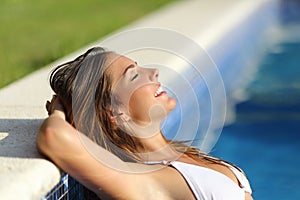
[123,62,137,75]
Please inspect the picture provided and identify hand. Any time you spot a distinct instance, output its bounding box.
[46,95,66,120]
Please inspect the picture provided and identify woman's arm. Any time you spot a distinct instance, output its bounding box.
[36,97,146,199]
[36,97,193,199]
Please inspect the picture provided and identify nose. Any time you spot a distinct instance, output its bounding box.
[150,68,159,81]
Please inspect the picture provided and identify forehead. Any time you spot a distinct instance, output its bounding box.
[106,54,135,83]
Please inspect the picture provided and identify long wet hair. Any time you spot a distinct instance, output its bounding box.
[49,47,242,169]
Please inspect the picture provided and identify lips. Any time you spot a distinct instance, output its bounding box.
[154,86,166,97]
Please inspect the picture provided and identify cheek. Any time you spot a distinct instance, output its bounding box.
[128,87,154,118]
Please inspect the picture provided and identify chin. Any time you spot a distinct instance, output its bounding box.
[167,98,177,112]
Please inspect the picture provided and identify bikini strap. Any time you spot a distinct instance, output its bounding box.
[141,160,172,166]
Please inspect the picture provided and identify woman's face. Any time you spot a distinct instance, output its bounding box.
[107,54,176,126]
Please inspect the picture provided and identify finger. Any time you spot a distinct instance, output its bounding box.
[46,101,50,109]
[46,101,51,114]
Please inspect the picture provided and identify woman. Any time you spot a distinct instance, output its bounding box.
[37,47,253,200]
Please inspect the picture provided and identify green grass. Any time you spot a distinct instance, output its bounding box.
[0,0,177,88]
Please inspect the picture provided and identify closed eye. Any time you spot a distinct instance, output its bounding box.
[131,73,138,81]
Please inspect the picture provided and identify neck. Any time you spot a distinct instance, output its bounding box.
[136,131,181,162]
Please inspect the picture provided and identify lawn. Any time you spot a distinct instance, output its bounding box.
[0,0,177,88]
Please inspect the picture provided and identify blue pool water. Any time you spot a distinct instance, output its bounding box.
[212,25,300,199]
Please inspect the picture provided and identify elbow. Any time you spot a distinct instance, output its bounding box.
[36,117,74,160]
[36,122,57,157]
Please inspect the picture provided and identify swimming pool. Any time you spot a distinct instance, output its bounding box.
[212,8,300,199]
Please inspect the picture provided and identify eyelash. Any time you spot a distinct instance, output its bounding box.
[131,73,138,81]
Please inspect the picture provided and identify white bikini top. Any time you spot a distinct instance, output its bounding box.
[144,160,252,200]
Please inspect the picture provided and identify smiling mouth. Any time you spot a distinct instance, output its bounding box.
[154,86,166,97]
